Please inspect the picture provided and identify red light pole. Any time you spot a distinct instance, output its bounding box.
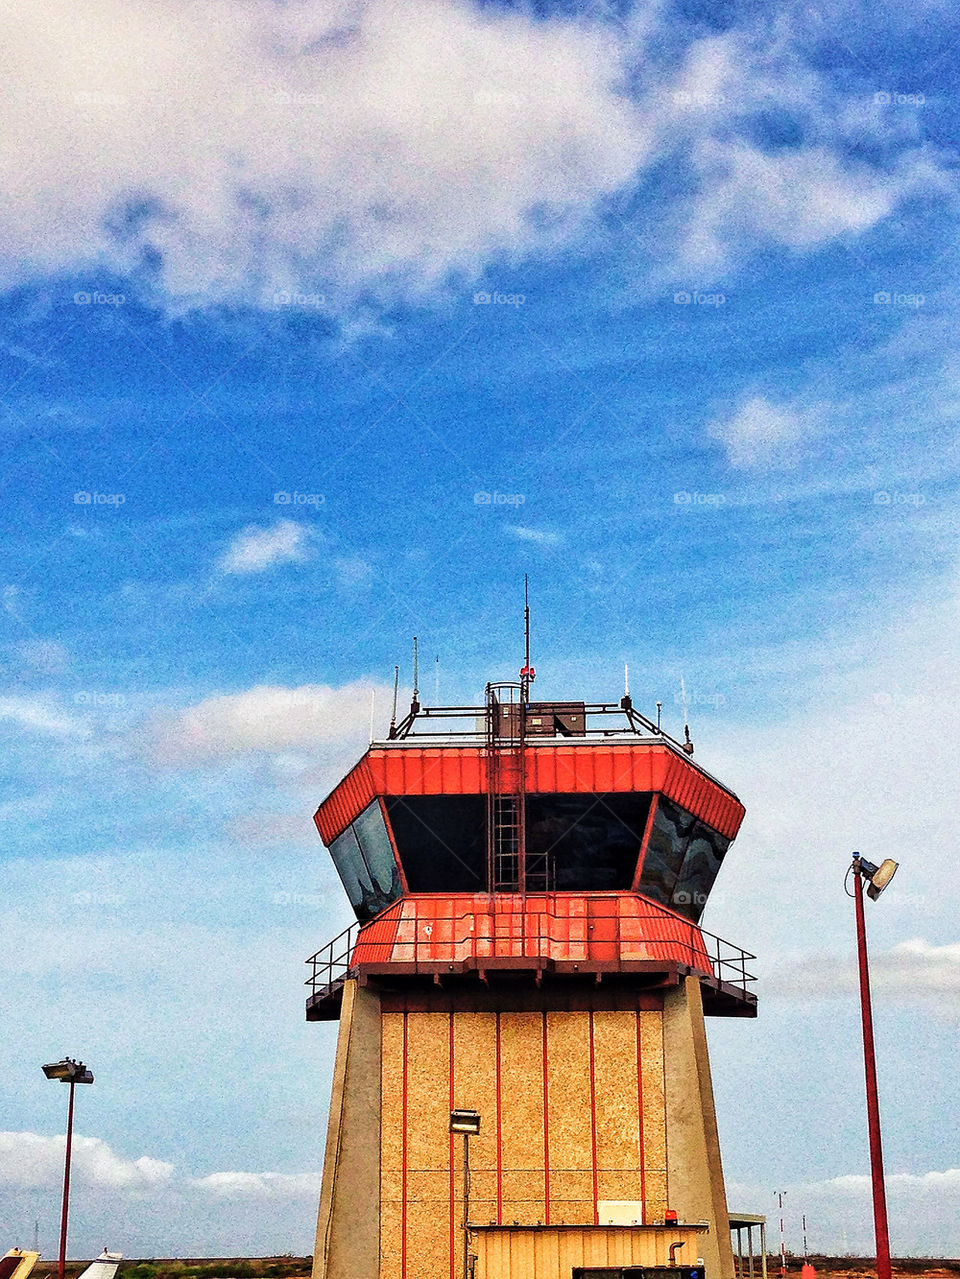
[42,1058,94,1279]
[849,853,898,1279]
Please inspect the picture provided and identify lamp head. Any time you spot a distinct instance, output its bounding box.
[449,1108,481,1135]
[42,1059,94,1083]
[852,852,899,900]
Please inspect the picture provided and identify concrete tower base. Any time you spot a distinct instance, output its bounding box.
[312,976,734,1279]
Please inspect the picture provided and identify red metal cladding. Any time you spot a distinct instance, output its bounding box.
[314,743,744,845]
[348,892,713,976]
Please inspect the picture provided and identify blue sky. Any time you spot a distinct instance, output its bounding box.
[2,0,960,1260]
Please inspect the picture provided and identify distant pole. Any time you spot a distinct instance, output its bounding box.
[58,1078,76,1279]
[853,861,893,1279]
[776,1191,787,1279]
[802,1214,808,1263]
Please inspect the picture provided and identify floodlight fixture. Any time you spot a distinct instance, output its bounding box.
[449,1109,481,1135]
[853,854,899,901]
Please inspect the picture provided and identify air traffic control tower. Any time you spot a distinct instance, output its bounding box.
[306,676,756,1279]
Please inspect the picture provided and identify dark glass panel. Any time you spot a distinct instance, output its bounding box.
[525,793,651,890]
[638,796,696,910]
[672,824,729,922]
[384,795,487,892]
[329,801,402,921]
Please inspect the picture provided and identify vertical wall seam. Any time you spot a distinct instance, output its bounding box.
[542,1011,550,1226]
[448,1012,455,1279]
[401,1012,408,1279]
[495,1012,503,1225]
[636,1009,646,1224]
[588,1010,599,1226]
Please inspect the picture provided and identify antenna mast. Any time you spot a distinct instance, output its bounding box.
[520,574,535,701]
[388,664,399,739]
[411,636,420,713]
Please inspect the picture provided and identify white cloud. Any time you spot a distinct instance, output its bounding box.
[0,2,942,310]
[769,939,960,1008]
[708,394,823,468]
[0,694,83,737]
[506,525,564,546]
[151,679,383,763]
[0,1133,174,1191]
[190,1170,323,1199]
[218,520,310,574]
[0,0,649,308]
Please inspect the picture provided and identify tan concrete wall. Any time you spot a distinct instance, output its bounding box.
[663,977,736,1279]
[378,1007,667,1278]
[312,981,382,1279]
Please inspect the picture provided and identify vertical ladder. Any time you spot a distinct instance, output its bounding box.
[485,683,526,893]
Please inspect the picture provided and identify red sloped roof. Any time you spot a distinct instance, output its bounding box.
[314,741,744,844]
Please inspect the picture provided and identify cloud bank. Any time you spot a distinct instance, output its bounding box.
[1,0,943,310]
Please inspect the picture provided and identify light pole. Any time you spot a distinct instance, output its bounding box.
[42,1058,94,1279]
[848,853,898,1279]
[775,1191,787,1279]
[450,1109,481,1279]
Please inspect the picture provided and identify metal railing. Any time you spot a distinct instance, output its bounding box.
[305,900,756,1007]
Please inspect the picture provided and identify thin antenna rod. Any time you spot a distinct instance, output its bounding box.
[680,674,694,754]
[389,665,399,738]
[410,636,421,716]
[624,663,629,696]
[369,689,376,744]
[520,574,535,701]
[434,654,440,705]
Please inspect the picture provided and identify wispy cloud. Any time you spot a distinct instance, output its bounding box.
[151,679,384,764]
[0,694,83,737]
[217,520,311,574]
[507,525,564,546]
[709,394,825,469]
[768,939,960,1007]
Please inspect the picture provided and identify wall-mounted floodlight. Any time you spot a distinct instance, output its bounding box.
[450,1111,481,1278]
[449,1109,481,1135]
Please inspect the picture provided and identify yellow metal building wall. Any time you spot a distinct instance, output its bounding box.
[474,1225,704,1279]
